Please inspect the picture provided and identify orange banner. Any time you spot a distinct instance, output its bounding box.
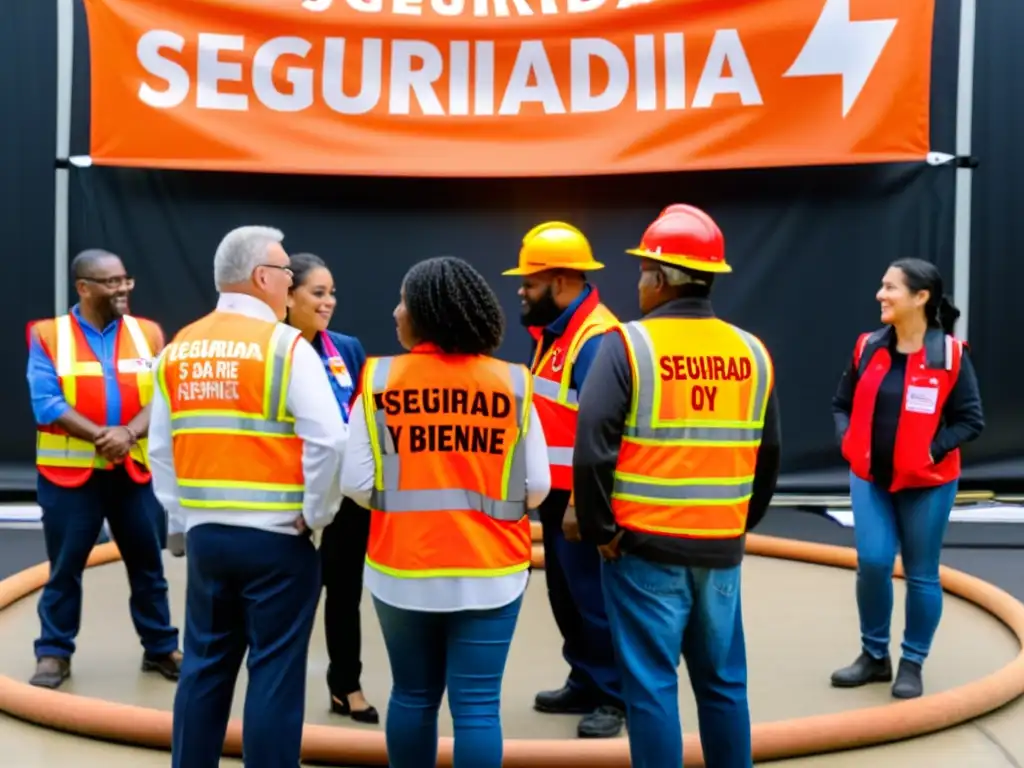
[83,0,934,177]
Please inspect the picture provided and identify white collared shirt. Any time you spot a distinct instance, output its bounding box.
[149,292,347,537]
[340,390,551,612]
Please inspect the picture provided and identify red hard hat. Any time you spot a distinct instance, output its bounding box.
[626,204,730,273]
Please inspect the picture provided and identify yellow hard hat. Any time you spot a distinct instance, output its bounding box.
[503,221,605,276]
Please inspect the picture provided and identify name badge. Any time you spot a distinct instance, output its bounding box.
[327,357,353,388]
[118,357,154,374]
[905,385,939,415]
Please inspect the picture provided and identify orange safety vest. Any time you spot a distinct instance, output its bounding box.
[361,348,534,579]
[528,288,618,490]
[32,313,160,488]
[611,316,774,539]
[155,311,306,512]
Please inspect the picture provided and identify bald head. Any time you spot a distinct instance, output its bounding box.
[71,249,120,280]
[71,248,132,322]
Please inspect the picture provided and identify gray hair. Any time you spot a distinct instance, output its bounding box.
[213,226,285,291]
[658,263,707,286]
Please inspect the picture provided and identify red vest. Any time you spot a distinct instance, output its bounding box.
[30,313,160,488]
[842,328,964,492]
[528,289,618,491]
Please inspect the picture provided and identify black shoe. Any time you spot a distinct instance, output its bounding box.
[534,685,597,714]
[29,656,71,689]
[830,652,892,688]
[331,694,380,725]
[577,705,625,738]
[142,650,182,681]
[891,659,923,699]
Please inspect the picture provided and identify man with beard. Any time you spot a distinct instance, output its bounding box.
[25,249,181,690]
[503,222,625,738]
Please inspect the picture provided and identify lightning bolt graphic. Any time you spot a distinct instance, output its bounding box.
[784,0,898,118]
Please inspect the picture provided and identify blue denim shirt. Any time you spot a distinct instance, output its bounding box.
[26,304,125,427]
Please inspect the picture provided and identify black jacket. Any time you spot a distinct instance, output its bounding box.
[573,297,782,569]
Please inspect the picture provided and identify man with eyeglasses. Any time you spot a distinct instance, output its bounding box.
[25,248,182,690]
[149,226,346,768]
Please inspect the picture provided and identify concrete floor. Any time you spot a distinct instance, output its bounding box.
[1,539,1023,766]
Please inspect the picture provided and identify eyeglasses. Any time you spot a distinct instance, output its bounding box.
[259,264,294,278]
[80,276,135,290]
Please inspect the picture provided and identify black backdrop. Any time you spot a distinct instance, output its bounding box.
[3,0,1021,489]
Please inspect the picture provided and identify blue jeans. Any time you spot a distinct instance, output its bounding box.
[602,553,751,768]
[172,525,321,768]
[373,594,523,768]
[850,473,958,665]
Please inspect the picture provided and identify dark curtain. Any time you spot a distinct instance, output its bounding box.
[965,0,1024,466]
[5,0,1022,487]
[0,0,58,464]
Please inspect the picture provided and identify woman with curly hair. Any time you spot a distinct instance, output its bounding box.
[340,256,551,768]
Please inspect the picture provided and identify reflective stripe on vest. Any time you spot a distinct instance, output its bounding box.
[531,377,576,475]
[621,321,771,444]
[163,322,304,510]
[177,482,304,508]
[530,302,618,490]
[531,377,577,468]
[613,320,771,529]
[531,376,579,406]
[36,314,154,472]
[546,445,574,467]
[367,357,530,522]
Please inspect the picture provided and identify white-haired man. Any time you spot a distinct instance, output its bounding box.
[148,226,347,768]
[573,206,781,768]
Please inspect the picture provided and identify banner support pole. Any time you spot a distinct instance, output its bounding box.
[952,0,977,341]
[54,0,75,317]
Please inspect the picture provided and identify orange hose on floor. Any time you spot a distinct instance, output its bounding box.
[0,524,1022,767]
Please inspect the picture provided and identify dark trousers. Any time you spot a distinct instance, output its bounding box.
[538,491,622,705]
[172,523,321,768]
[320,498,371,697]
[97,495,168,549]
[35,469,178,659]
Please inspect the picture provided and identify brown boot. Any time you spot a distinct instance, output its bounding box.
[142,650,183,681]
[29,656,70,689]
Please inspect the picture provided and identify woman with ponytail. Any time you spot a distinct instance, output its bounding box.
[285,252,378,724]
[830,258,984,700]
